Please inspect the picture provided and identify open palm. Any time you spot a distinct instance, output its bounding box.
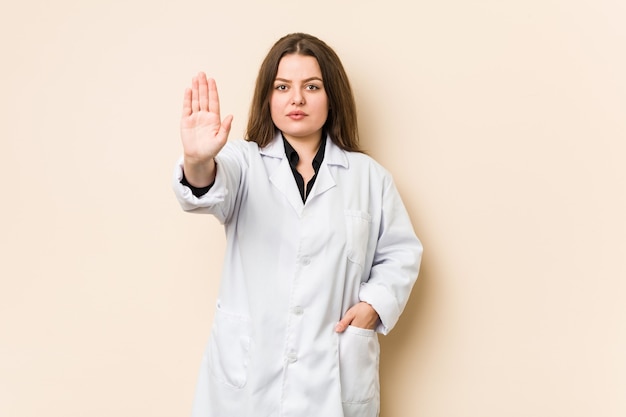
[180,73,233,165]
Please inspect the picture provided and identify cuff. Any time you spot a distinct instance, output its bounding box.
[180,171,215,197]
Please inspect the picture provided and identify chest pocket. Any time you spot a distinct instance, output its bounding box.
[344,210,372,267]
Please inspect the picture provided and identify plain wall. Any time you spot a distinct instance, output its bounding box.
[1,0,625,416]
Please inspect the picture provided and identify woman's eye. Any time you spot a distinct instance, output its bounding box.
[275,85,287,91]
[305,84,320,90]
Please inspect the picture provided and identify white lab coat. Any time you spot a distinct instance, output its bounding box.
[172,132,422,417]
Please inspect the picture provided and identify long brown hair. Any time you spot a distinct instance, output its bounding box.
[245,33,362,152]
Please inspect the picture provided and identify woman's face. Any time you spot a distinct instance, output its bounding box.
[270,54,329,144]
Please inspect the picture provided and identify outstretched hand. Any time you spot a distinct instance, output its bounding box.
[335,302,380,333]
[180,72,233,187]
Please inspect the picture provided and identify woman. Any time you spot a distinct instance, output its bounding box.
[173,32,422,417]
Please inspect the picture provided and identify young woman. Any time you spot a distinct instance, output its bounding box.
[173,32,422,417]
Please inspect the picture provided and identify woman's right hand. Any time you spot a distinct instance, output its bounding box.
[180,72,233,187]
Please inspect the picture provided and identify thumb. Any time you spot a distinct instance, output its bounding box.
[335,308,355,333]
[219,114,234,138]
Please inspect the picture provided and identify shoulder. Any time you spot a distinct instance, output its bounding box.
[217,139,260,162]
[224,139,259,152]
[326,140,389,178]
[344,151,393,181]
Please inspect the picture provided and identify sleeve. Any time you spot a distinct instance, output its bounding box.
[171,140,247,224]
[180,172,214,197]
[358,175,423,335]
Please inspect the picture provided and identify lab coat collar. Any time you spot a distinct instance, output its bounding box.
[259,131,350,169]
[261,131,349,214]
[258,132,285,159]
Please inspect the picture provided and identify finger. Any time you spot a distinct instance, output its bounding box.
[335,309,355,333]
[198,72,209,111]
[208,78,221,117]
[182,88,192,117]
[191,75,200,113]
[219,114,234,137]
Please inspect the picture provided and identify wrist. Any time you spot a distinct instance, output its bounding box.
[182,158,216,188]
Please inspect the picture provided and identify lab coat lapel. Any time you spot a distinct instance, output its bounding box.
[269,158,304,214]
[261,133,304,215]
[307,163,335,201]
[306,137,349,202]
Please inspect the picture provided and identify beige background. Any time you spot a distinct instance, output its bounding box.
[1,0,625,416]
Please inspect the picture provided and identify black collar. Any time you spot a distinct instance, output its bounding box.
[282,133,326,169]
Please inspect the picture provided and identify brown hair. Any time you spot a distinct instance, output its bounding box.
[245,33,362,152]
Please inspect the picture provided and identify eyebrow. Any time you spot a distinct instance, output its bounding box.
[274,77,324,83]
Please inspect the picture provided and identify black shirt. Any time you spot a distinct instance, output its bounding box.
[181,136,327,203]
[282,135,326,202]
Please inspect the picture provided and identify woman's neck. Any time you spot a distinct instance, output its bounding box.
[282,131,323,159]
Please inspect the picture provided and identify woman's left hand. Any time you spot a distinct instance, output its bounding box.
[335,302,379,333]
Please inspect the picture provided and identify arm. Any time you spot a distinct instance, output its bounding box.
[360,177,422,334]
[174,73,243,223]
[336,175,422,334]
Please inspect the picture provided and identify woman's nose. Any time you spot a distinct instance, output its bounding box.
[291,90,304,105]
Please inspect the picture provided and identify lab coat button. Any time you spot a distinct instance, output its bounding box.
[286,352,298,363]
[291,306,303,315]
[301,257,311,266]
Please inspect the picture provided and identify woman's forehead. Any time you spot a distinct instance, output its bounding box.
[276,54,322,79]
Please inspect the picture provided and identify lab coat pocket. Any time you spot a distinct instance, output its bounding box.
[338,325,379,404]
[344,210,372,267]
[208,303,251,389]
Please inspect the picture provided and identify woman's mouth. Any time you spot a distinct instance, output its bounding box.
[287,111,306,120]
